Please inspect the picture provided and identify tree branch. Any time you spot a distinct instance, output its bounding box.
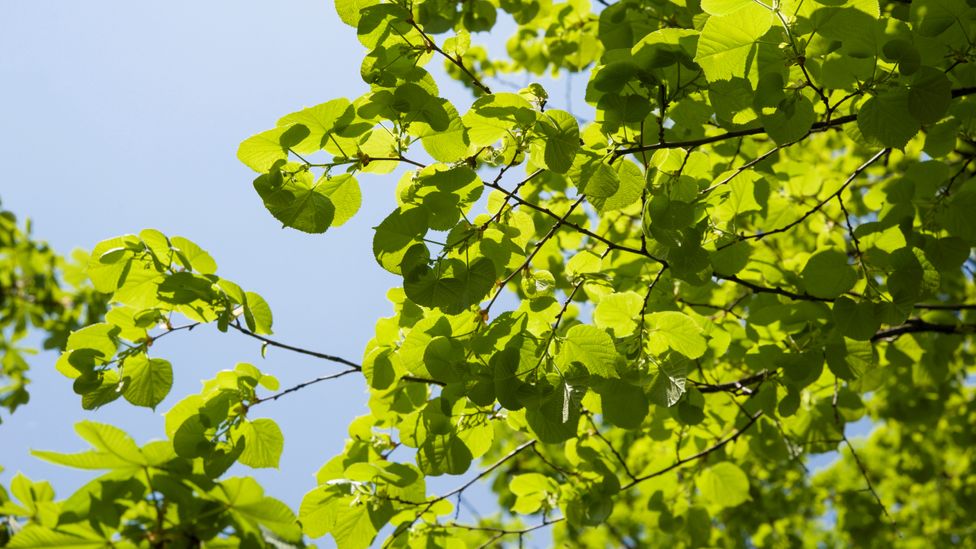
[737,148,888,243]
[407,20,491,95]
[387,439,537,546]
[621,410,763,491]
[871,318,976,341]
[613,86,976,158]
[693,370,773,395]
[251,369,360,405]
[230,322,445,386]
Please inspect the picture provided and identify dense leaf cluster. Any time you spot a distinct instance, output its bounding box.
[3,0,976,546]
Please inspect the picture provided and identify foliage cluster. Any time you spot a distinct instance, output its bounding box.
[3,0,976,546]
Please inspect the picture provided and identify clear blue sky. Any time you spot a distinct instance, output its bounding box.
[0,0,425,532]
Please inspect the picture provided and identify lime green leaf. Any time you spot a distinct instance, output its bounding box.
[593,291,644,337]
[170,236,217,275]
[645,312,707,359]
[694,4,773,82]
[237,126,293,172]
[244,291,274,335]
[696,462,751,509]
[510,473,559,514]
[335,0,380,26]
[331,499,394,549]
[8,526,108,549]
[73,421,147,465]
[254,171,336,233]
[557,325,618,377]
[121,355,173,409]
[463,93,537,147]
[648,355,689,407]
[521,269,556,300]
[532,110,580,174]
[237,418,284,468]
[318,174,362,227]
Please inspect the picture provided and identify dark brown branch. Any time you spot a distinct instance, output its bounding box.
[387,440,537,546]
[481,179,665,264]
[621,410,763,491]
[230,322,362,369]
[408,20,491,94]
[831,380,896,527]
[871,318,976,341]
[693,370,773,394]
[584,412,636,481]
[715,273,832,302]
[614,86,976,157]
[483,195,586,314]
[913,303,976,310]
[738,148,888,243]
[230,322,445,386]
[251,369,360,405]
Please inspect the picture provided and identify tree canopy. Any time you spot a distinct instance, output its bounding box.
[3,0,976,547]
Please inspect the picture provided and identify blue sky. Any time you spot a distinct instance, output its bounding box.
[0,0,424,530]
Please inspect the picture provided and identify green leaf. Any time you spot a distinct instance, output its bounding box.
[463,93,537,147]
[825,336,877,379]
[532,110,580,174]
[696,462,751,509]
[331,499,394,549]
[911,0,972,36]
[372,207,429,274]
[525,383,581,443]
[857,89,921,148]
[7,526,108,549]
[244,291,274,335]
[694,4,773,82]
[335,0,380,26]
[419,435,473,476]
[237,126,293,172]
[598,379,648,429]
[73,421,147,466]
[510,473,558,514]
[218,477,302,542]
[403,257,496,314]
[121,355,173,409]
[318,174,362,227]
[254,170,336,233]
[908,67,952,124]
[801,250,857,299]
[593,291,644,337]
[521,269,556,300]
[760,95,815,145]
[832,297,881,341]
[237,418,284,468]
[556,325,618,377]
[710,241,752,276]
[645,312,707,359]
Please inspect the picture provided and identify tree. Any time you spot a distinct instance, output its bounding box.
[2,0,976,546]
